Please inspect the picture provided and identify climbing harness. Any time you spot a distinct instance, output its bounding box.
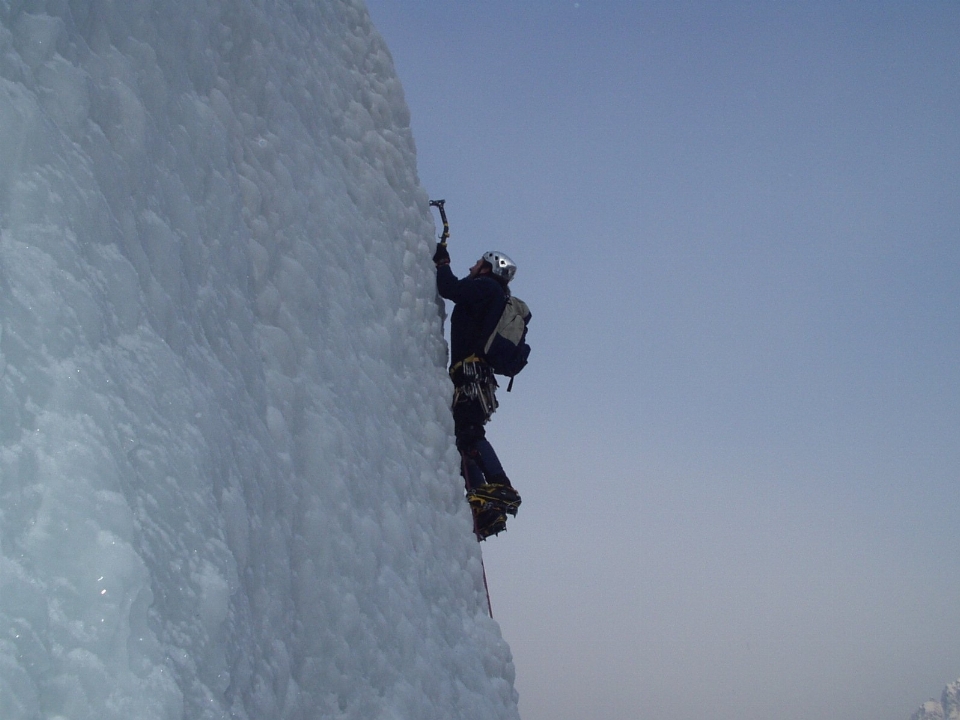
[450,355,498,420]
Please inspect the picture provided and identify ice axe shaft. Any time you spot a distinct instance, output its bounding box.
[429,199,449,244]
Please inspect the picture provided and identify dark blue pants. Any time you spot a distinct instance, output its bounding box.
[453,396,506,489]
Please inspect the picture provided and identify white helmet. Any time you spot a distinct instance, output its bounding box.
[483,250,517,283]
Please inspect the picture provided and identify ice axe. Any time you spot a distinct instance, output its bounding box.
[429,199,449,245]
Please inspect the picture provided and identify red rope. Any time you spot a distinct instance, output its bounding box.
[479,553,494,618]
[462,451,494,618]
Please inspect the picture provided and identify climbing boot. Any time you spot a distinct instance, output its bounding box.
[467,482,521,517]
[472,505,508,540]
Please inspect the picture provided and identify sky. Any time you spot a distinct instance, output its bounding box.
[363,2,960,719]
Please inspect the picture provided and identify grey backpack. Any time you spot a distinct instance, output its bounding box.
[483,296,531,387]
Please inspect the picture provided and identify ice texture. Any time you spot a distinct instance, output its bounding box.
[0,2,518,718]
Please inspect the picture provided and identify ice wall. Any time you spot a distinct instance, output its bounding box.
[0,1,518,718]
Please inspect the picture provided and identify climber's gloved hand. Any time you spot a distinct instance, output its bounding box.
[433,242,450,266]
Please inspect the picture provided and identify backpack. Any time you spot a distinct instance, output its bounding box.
[482,295,531,386]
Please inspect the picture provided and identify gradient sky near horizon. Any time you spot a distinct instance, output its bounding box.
[364,3,960,719]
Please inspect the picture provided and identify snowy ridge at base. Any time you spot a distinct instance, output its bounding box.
[0,2,519,718]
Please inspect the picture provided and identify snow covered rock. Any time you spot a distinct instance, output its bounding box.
[911,679,960,720]
[914,700,947,720]
[944,679,960,720]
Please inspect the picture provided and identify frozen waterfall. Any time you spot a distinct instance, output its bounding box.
[0,1,519,718]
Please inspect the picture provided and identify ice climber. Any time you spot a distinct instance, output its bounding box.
[433,243,524,539]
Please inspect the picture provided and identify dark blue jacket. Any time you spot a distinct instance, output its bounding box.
[437,265,507,368]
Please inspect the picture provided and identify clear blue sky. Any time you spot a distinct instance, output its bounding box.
[364,2,960,719]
